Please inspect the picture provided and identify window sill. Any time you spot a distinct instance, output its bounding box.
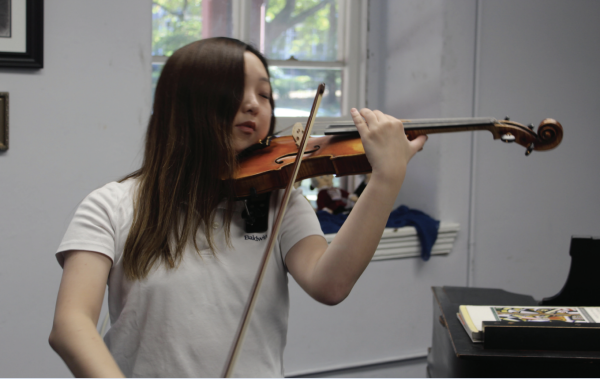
[323,222,460,261]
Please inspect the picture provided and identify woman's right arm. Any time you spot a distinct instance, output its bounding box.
[49,250,125,378]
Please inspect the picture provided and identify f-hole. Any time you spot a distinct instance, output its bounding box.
[275,145,321,164]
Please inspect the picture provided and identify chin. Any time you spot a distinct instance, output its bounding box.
[234,141,252,154]
[234,135,263,153]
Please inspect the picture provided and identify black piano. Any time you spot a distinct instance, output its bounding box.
[427,236,600,377]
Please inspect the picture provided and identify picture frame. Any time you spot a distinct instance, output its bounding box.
[0,92,8,151]
[0,0,43,69]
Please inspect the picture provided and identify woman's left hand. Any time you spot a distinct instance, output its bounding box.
[350,107,427,187]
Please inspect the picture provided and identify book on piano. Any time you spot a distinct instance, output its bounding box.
[457,305,600,350]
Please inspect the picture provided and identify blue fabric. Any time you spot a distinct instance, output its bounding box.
[385,205,439,261]
[316,205,439,261]
[316,210,348,235]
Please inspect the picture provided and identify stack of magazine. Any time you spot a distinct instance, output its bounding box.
[458,305,600,345]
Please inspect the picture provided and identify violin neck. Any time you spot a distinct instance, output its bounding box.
[402,117,497,134]
[323,117,498,136]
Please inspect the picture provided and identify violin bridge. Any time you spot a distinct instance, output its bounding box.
[292,122,305,149]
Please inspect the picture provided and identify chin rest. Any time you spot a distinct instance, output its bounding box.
[540,236,600,306]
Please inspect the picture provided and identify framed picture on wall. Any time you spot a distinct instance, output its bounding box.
[0,93,8,151]
[0,0,43,69]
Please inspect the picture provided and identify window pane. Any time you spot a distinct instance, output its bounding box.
[152,1,203,56]
[152,0,232,57]
[248,0,340,61]
[271,66,342,117]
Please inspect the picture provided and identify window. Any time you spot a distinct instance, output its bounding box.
[152,0,367,206]
[152,0,366,122]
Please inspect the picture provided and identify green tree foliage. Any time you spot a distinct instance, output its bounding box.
[265,0,336,61]
[152,0,203,57]
[265,0,340,115]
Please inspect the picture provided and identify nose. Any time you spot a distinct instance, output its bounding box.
[241,91,259,115]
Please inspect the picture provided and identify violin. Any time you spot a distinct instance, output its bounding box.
[234,116,563,198]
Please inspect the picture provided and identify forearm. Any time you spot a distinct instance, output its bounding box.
[286,108,427,305]
[49,313,124,378]
[311,171,405,302]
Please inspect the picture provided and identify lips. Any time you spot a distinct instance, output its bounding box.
[235,121,256,134]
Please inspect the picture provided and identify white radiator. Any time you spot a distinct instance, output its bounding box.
[324,222,460,260]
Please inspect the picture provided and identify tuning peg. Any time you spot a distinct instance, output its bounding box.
[504,116,510,121]
[501,133,516,143]
[525,142,535,156]
[528,123,535,130]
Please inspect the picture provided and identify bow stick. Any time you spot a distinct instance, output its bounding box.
[222,83,326,377]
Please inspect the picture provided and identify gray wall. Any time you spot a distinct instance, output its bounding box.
[1,0,599,377]
[0,1,152,377]
[287,0,600,377]
[471,0,600,297]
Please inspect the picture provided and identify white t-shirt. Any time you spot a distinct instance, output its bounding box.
[56,179,324,378]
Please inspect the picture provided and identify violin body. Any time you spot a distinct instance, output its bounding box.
[234,117,563,199]
[235,134,370,198]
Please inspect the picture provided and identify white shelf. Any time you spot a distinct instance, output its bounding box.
[323,222,460,261]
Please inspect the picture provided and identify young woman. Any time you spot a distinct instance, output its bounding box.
[49,37,427,378]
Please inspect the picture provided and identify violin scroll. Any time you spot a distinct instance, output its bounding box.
[534,118,563,151]
[494,118,562,155]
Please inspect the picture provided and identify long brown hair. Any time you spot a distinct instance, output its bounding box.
[121,38,275,280]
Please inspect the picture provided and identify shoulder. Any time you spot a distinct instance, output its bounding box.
[275,187,313,211]
[85,179,136,204]
[276,187,324,249]
[79,179,136,215]
[55,179,137,267]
